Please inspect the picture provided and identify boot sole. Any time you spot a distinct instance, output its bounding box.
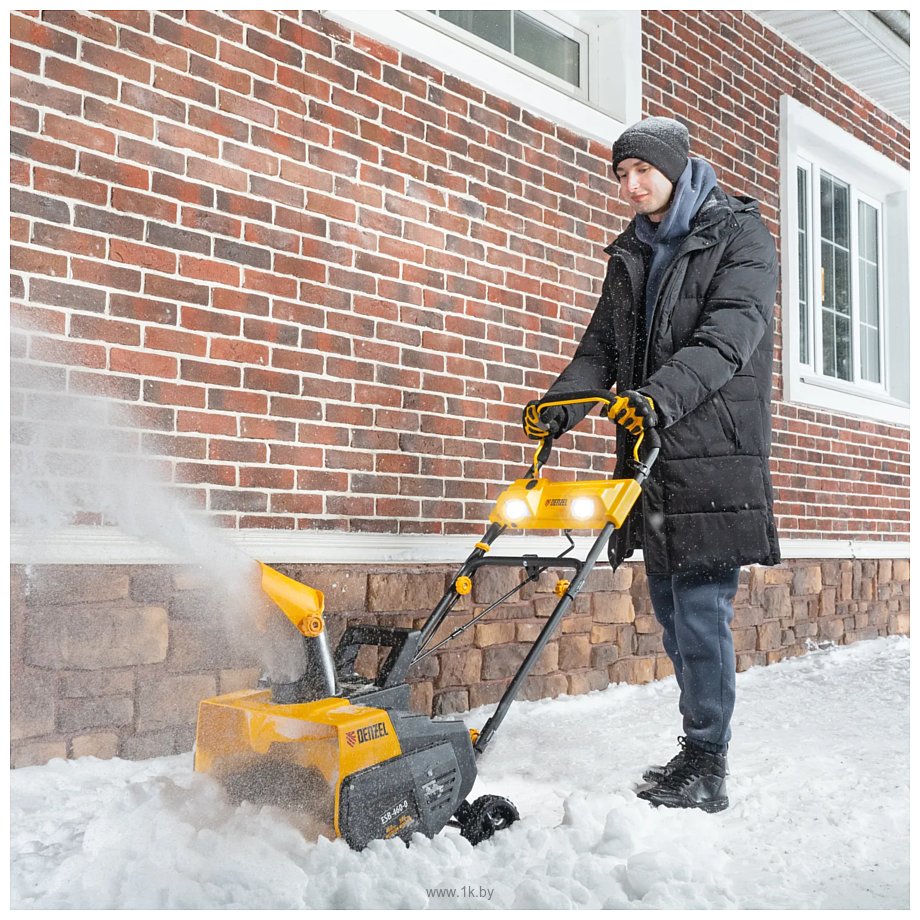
[636,790,729,813]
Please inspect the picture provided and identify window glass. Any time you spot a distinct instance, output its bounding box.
[513,12,580,86]
[436,11,511,52]
[858,201,881,383]
[796,167,810,364]
[820,173,852,381]
[431,10,581,88]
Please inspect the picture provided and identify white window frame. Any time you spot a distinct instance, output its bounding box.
[796,161,888,393]
[415,11,589,102]
[323,10,642,144]
[779,96,909,426]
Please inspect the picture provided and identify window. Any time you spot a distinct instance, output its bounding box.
[781,97,908,424]
[796,164,885,389]
[325,10,642,141]
[426,11,586,96]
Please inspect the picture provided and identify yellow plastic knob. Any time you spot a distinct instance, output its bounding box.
[455,576,472,595]
[554,579,571,597]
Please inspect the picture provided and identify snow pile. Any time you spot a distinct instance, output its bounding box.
[10,637,909,909]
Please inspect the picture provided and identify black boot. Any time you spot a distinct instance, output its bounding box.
[641,736,689,785]
[637,742,729,813]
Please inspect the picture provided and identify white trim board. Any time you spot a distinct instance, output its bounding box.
[10,527,911,566]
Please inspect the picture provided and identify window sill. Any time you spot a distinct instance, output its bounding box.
[788,373,909,427]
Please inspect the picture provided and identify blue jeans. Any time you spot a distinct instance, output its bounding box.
[646,567,740,754]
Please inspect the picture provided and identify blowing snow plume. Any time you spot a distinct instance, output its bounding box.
[10,352,306,682]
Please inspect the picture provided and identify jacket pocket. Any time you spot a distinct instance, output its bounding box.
[712,391,740,451]
[719,376,762,455]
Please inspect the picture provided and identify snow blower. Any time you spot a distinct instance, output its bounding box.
[194,392,659,849]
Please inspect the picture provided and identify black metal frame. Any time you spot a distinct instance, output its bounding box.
[326,393,660,757]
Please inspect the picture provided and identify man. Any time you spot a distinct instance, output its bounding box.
[523,116,779,813]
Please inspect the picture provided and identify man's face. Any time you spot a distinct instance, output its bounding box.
[615,158,674,222]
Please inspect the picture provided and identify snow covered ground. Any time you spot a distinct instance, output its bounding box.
[10,636,909,910]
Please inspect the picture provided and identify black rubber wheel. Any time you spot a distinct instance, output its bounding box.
[458,794,519,845]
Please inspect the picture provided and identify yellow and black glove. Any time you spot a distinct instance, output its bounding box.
[522,400,570,440]
[610,390,657,436]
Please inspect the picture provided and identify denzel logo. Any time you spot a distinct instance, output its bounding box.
[544,498,568,507]
[345,722,389,748]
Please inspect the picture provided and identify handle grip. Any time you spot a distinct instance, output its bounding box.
[525,390,659,479]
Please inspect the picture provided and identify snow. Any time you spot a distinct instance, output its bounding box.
[10,636,909,909]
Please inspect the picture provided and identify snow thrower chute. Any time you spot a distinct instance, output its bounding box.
[194,392,660,849]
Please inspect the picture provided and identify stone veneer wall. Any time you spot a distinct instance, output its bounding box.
[11,558,909,767]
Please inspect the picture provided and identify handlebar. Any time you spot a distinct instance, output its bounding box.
[525,390,660,483]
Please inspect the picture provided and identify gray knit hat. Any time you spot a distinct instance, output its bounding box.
[611,117,690,183]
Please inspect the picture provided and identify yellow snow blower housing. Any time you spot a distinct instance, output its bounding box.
[195,690,403,838]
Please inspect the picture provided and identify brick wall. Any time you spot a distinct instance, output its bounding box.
[11,558,910,766]
[10,10,910,541]
[8,10,911,765]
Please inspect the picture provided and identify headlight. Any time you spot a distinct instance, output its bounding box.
[503,498,530,522]
[570,497,596,521]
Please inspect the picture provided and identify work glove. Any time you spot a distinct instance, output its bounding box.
[522,399,570,440]
[610,390,657,436]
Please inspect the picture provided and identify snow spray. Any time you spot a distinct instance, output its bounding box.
[11,349,306,682]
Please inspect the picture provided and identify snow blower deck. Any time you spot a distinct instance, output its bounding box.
[194,392,659,849]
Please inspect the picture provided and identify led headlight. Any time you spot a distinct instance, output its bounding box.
[503,498,530,522]
[570,496,597,521]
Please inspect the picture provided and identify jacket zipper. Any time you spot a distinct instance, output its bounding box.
[641,233,724,381]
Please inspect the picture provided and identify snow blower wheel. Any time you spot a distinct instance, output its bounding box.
[458,795,520,845]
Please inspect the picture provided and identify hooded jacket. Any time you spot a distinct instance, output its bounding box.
[544,180,780,575]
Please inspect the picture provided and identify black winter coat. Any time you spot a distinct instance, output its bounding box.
[545,187,781,575]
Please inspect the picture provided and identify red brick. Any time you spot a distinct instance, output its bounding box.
[111,188,177,222]
[181,358,240,387]
[219,90,275,127]
[32,223,106,258]
[144,275,210,306]
[12,13,79,56]
[208,389,268,416]
[154,13,217,57]
[111,348,177,379]
[10,245,68,278]
[84,98,153,140]
[151,173,213,207]
[239,417,297,442]
[11,75,82,116]
[80,153,149,190]
[69,369,140,401]
[29,335,106,368]
[209,338,269,365]
[209,438,268,463]
[70,314,140,347]
[43,10,117,44]
[11,133,76,170]
[143,380,206,409]
[144,327,208,357]
[110,240,177,274]
[45,58,118,98]
[240,467,296,490]
[212,288,269,317]
[11,44,41,74]
[82,41,151,83]
[243,367,300,394]
[180,256,241,286]
[71,259,142,292]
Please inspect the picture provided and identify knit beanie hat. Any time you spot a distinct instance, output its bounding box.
[611,117,690,184]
